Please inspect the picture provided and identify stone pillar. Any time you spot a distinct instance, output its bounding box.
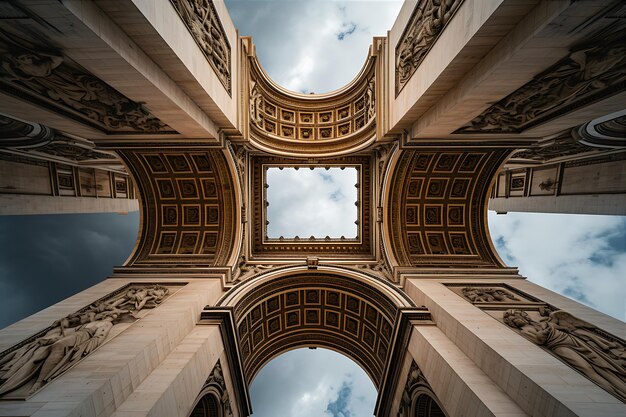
[402,277,626,417]
[0,278,227,417]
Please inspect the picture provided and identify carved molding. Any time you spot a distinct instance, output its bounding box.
[395,0,464,96]
[0,113,54,148]
[455,25,626,134]
[0,283,180,399]
[169,0,231,95]
[0,29,175,134]
[251,155,373,258]
[247,56,377,156]
[511,132,596,163]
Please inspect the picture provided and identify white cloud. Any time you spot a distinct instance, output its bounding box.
[249,348,376,417]
[226,0,403,93]
[267,167,358,238]
[488,212,626,321]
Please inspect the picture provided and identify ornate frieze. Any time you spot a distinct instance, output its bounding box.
[450,284,626,403]
[0,283,180,399]
[0,29,175,134]
[395,0,464,96]
[511,132,595,162]
[455,26,626,134]
[170,0,231,94]
[35,136,117,162]
[388,150,508,267]
[247,57,377,156]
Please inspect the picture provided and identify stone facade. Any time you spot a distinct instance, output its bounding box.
[0,1,624,417]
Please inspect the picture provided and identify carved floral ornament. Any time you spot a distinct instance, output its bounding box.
[0,284,178,399]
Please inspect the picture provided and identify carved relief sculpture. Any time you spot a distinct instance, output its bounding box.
[395,0,464,95]
[397,360,446,417]
[37,137,117,162]
[0,30,174,134]
[0,284,171,398]
[170,0,231,94]
[504,309,626,402]
[190,360,233,417]
[461,287,520,303]
[231,256,275,283]
[456,27,626,133]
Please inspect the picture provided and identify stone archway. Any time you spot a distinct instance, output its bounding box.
[217,265,416,387]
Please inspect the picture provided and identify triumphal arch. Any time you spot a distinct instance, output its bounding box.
[0,0,625,416]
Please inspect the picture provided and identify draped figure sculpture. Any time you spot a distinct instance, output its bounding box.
[503,309,626,402]
[0,285,169,397]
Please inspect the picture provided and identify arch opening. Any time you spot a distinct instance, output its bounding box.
[220,267,415,388]
[249,347,377,417]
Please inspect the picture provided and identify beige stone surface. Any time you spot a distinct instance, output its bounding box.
[0,195,139,216]
[408,325,528,417]
[0,278,223,417]
[404,278,626,417]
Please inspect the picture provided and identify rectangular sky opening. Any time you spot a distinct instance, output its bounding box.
[266,167,358,239]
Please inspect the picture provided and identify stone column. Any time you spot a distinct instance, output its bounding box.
[0,278,224,417]
[403,277,626,417]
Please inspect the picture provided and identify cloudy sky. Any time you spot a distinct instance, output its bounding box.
[0,212,139,329]
[266,167,358,238]
[226,0,403,93]
[0,1,624,417]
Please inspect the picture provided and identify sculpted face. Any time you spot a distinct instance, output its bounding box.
[504,310,531,328]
